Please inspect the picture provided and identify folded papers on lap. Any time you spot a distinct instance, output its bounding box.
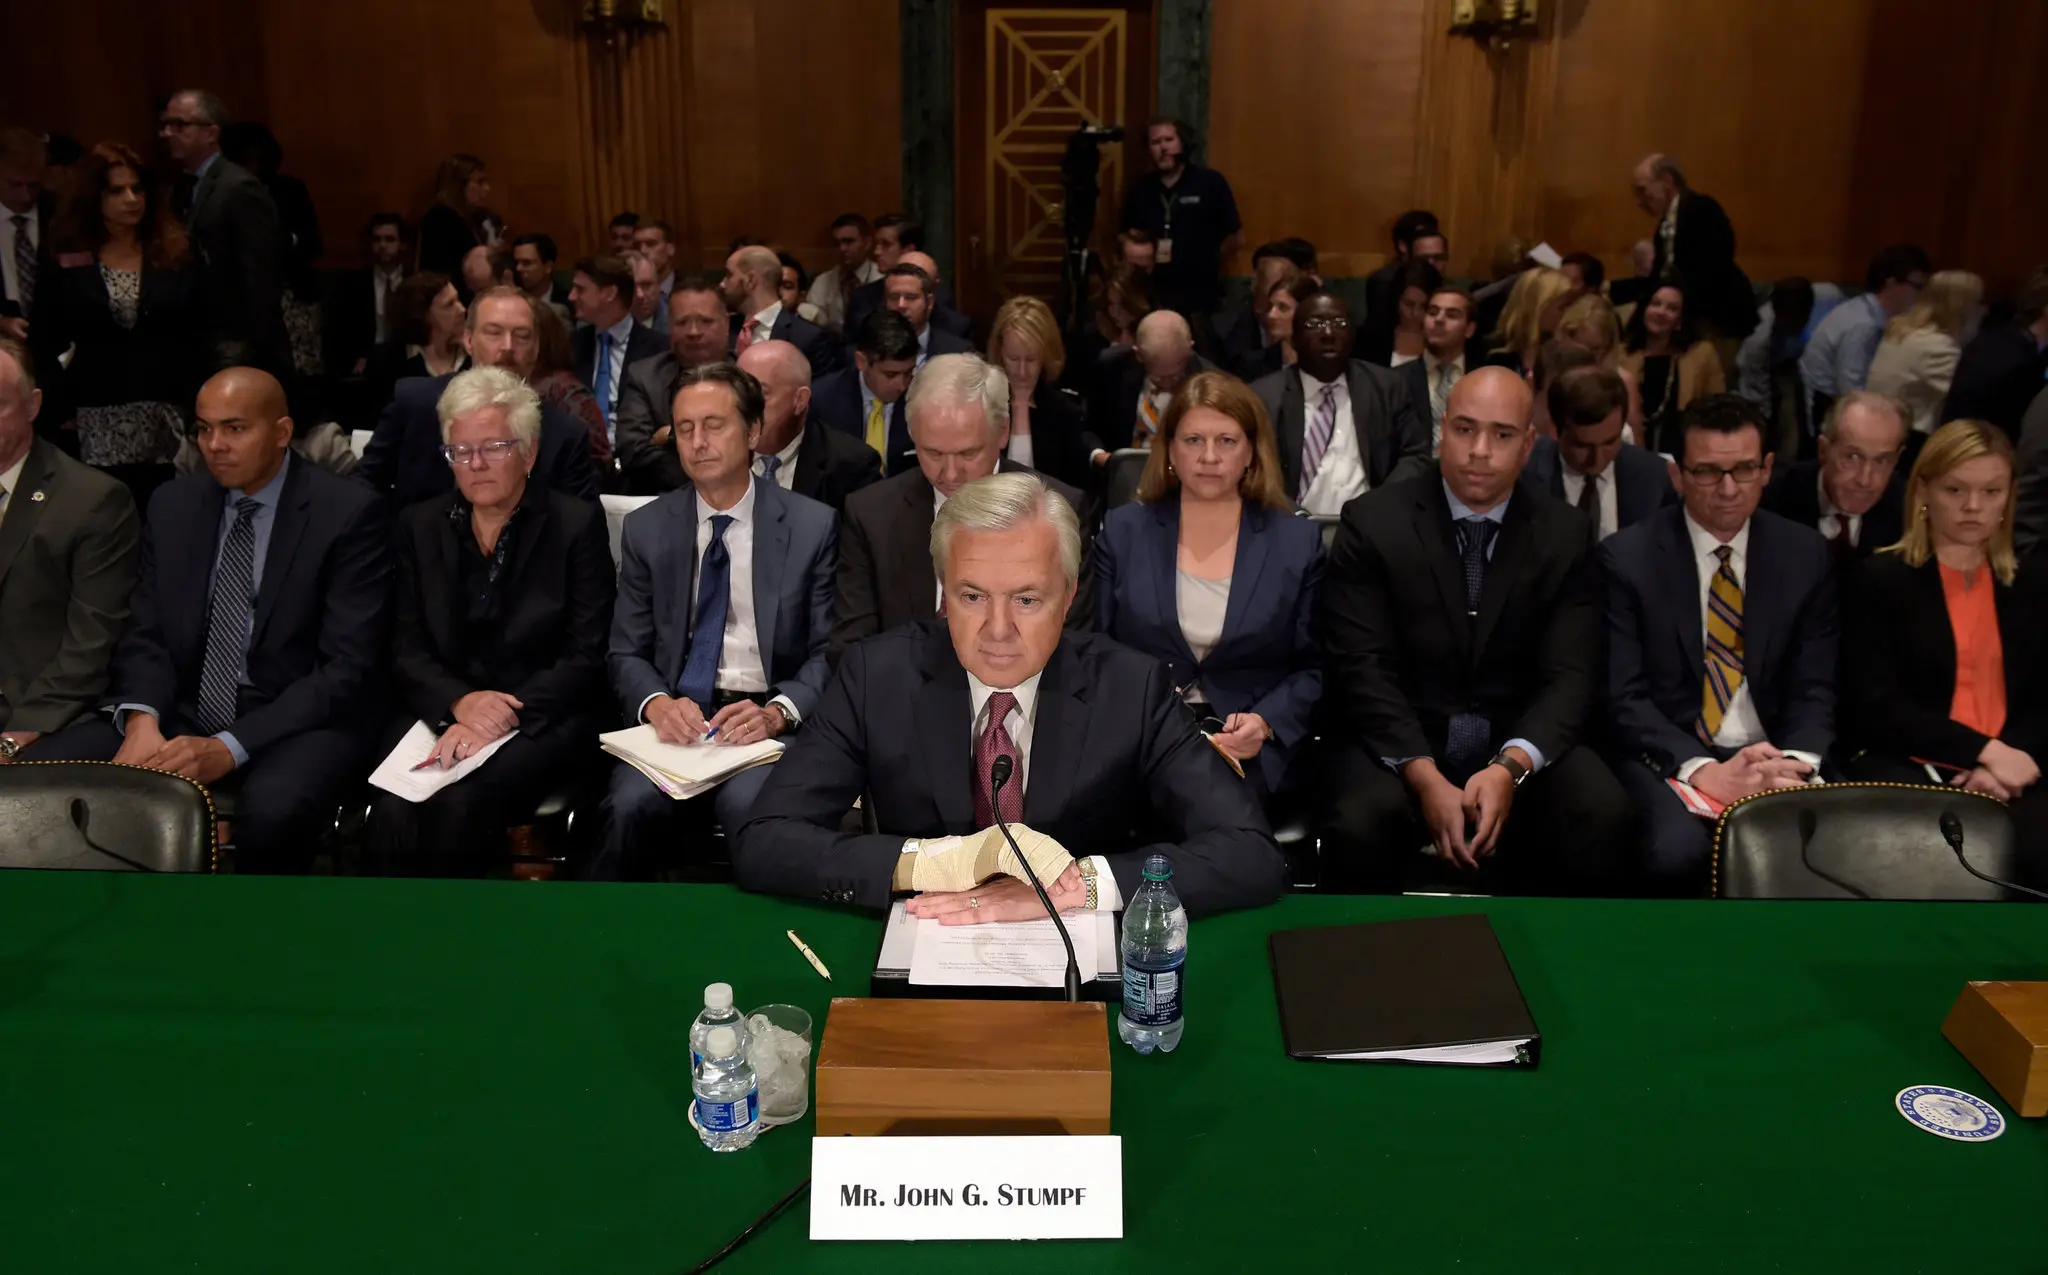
[598,724,784,800]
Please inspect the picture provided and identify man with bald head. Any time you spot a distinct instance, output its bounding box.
[1760,390,1907,568]
[1088,309,1211,466]
[738,339,880,511]
[1318,365,1631,894]
[1631,152,1757,351]
[37,367,392,873]
[722,243,844,375]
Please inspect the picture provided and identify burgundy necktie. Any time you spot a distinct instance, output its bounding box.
[972,691,1023,830]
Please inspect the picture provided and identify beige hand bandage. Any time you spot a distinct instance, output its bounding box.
[909,824,1076,894]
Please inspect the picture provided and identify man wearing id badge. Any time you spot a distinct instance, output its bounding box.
[1118,118,1242,321]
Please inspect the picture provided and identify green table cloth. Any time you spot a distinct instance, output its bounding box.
[1,874,2042,1273]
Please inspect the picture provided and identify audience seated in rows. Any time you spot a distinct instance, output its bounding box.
[808,310,920,479]
[1524,364,1678,542]
[1759,390,1907,570]
[734,340,881,512]
[721,243,843,377]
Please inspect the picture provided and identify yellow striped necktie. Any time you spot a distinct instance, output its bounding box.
[864,396,887,459]
[1700,544,1745,742]
[1137,393,1162,447]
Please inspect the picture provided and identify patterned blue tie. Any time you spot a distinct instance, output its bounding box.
[1442,516,1499,779]
[196,498,260,734]
[674,514,734,711]
[593,331,615,427]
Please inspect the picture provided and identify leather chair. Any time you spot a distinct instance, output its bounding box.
[1103,448,1150,510]
[1714,783,2021,900]
[0,762,217,872]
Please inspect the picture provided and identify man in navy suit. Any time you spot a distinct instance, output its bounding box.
[873,257,974,369]
[1524,365,1680,541]
[592,362,838,881]
[721,244,845,376]
[809,311,920,476]
[359,288,601,506]
[1601,393,1837,891]
[569,254,666,441]
[35,368,391,872]
[843,229,971,343]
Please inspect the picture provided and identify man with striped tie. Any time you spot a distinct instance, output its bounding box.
[1602,393,1838,891]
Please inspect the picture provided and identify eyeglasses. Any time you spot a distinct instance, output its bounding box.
[442,440,522,466]
[1683,461,1766,486]
[1300,317,1351,334]
[158,118,207,132]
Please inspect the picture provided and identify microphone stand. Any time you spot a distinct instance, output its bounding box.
[1941,811,2048,902]
[989,757,1082,1002]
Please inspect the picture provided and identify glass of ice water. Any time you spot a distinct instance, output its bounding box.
[746,1003,814,1127]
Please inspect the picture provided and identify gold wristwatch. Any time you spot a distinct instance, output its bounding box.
[1075,857,1098,910]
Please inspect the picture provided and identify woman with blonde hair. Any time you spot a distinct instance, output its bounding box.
[1867,269,1983,437]
[1484,266,1574,377]
[987,294,1090,485]
[1841,420,2047,875]
[1092,372,1324,798]
[1556,292,1644,440]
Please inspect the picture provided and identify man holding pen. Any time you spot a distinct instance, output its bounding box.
[590,360,838,880]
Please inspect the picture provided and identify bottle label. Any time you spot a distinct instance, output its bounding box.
[1121,956,1184,1026]
[695,1090,759,1132]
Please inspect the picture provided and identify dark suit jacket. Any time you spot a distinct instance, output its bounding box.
[109,458,392,753]
[391,481,614,739]
[1759,458,1905,560]
[608,478,837,722]
[831,461,1093,657]
[572,320,666,396]
[2016,384,2048,556]
[1841,553,2047,770]
[1600,505,1837,777]
[416,204,481,279]
[0,438,141,734]
[28,255,206,428]
[183,156,285,361]
[730,307,848,377]
[1252,360,1434,499]
[613,352,686,495]
[808,366,911,478]
[1524,437,1681,535]
[359,373,601,508]
[1321,477,1603,767]
[1090,350,1217,455]
[1095,497,1323,791]
[1941,322,2048,438]
[0,192,55,319]
[789,418,882,512]
[327,267,406,377]
[1199,301,1272,382]
[1651,190,1759,339]
[1015,381,1093,488]
[845,280,971,347]
[733,624,1284,915]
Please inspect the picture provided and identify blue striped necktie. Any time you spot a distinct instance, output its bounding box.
[674,515,734,711]
[196,498,260,734]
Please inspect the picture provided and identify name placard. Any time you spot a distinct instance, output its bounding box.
[810,1136,1123,1241]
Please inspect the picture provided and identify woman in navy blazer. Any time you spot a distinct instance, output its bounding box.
[1094,371,1324,796]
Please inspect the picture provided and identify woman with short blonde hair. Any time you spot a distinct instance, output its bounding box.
[1488,267,1574,376]
[987,295,1089,483]
[1868,270,1984,435]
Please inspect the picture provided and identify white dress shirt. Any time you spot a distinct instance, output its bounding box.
[1559,463,1620,541]
[1296,368,1367,516]
[1814,472,1861,548]
[805,260,879,332]
[1677,513,1821,782]
[756,429,802,491]
[743,301,783,349]
[0,205,37,307]
[0,446,28,522]
[371,266,404,344]
[965,670,1123,911]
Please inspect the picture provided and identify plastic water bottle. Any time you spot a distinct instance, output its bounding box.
[693,1024,761,1152]
[689,982,744,1072]
[1118,854,1188,1054]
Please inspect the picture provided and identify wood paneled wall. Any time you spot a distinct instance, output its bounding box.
[1210,0,2047,293]
[0,0,901,274]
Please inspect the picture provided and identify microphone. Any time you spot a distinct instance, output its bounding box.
[989,755,1081,1002]
[1795,807,1868,899]
[69,799,159,873]
[1941,811,2048,901]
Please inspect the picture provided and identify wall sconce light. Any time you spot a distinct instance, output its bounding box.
[582,0,667,47]
[1450,0,1541,49]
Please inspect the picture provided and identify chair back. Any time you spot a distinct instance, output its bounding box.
[0,762,217,872]
[1714,784,2019,900]
[601,493,658,575]
[1308,511,1341,549]
[1104,448,1150,510]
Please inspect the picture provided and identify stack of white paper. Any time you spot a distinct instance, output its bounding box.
[368,721,520,803]
[597,723,784,800]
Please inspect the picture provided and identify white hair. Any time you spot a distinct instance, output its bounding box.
[904,352,1010,440]
[930,472,1083,587]
[437,365,542,449]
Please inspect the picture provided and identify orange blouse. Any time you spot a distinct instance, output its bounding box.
[1941,563,2006,738]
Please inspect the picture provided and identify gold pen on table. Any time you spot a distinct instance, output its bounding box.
[786,929,832,981]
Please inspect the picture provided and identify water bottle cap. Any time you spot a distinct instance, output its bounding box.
[704,982,734,1011]
[705,1025,739,1057]
[1142,853,1173,881]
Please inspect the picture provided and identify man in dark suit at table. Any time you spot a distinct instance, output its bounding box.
[1524,365,1680,542]
[721,244,845,376]
[1940,264,2048,439]
[1759,390,1907,569]
[1631,153,1758,351]
[1319,367,1631,894]
[612,275,734,495]
[359,288,601,506]
[833,353,1091,658]
[34,368,391,873]
[736,339,880,513]
[1602,393,1837,892]
[1252,291,1433,516]
[592,363,837,881]
[738,469,1282,918]
[158,89,285,367]
[0,339,140,761]
[569,255,665,445]
[809,310,920,476]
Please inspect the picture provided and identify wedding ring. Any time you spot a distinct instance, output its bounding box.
[969,897,980,909]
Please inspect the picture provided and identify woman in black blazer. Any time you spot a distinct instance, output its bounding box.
[1093,371,1324,800]
[367,367,616,877]
[29,142,203,509]
[1842,420,2046,878]
[988,295,1093,487]
[416,153,501,277]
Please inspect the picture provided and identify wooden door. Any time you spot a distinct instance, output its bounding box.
[956,1,1154,318]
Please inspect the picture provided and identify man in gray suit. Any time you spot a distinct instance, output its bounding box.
[592,362,838,880]
[158,89,284,367]
[0,340,140,760]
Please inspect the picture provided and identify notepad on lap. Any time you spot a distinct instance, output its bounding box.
[368,720,519,803]
[598,724,784,800]
[1268,913,1540,1067]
